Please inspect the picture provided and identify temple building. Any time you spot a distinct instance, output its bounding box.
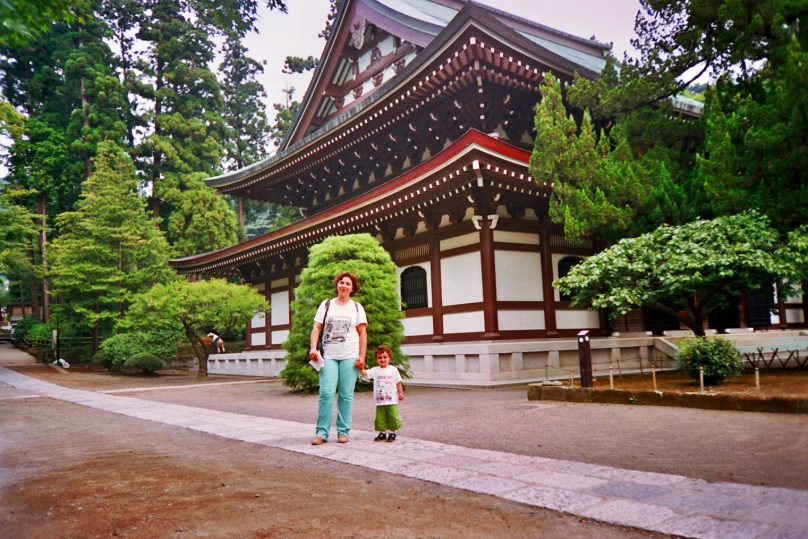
[170,0,806,385]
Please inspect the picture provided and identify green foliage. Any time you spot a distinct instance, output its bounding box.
[554,212,795,336]
[0,0,85,47]
[100,332,150,367]
[120,278,268,376]
[124,352,163,374]
[91,349,112,370]
[677,336,741,385]
[281,233,407,392]
[12,318,51,344]
[530,73,696,244]
[49,142,173,339]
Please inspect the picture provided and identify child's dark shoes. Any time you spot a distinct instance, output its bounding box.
[387,433,397,442]
[374,432,387,441]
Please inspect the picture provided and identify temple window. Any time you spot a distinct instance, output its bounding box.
[401,266,428,309]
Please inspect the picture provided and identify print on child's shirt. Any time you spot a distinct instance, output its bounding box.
[323,315,352,344]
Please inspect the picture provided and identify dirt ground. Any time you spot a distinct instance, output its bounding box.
[1,367,669,539]
[3,357,808,538]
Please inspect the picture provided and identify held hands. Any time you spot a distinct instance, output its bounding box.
[398,391,404,401]
[353,358,365,370]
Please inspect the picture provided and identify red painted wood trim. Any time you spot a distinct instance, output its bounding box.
[430,234,444,341]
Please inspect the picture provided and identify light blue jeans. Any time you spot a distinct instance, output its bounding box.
[315,358,359,439]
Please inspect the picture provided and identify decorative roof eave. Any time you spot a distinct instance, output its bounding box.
[206,2,607,193]
[172,129,537,274]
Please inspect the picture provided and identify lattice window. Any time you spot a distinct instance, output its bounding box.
[401,266,428,309]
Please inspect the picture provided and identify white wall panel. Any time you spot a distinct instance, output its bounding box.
[495,251,542,301]
[250,332,266,346]
[498,310,545,331]
[556,310,600,329]
[271,330,289,344]
[443,311,485,334]
[440,232,479,251]
[270,291,289,325]
[441,252,482,305]
[492,230,540,245]
[402,315,433,336]
[251,312,266,328]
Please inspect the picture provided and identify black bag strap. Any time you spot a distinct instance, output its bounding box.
[318,299,331,353]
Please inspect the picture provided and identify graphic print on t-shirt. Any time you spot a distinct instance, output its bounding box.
[323,315,352,344]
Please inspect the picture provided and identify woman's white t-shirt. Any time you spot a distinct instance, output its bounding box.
[314,298,367,360]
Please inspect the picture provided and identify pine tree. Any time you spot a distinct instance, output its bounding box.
[49,141,173,348]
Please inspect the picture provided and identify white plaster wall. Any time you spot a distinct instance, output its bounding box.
[251,312,266,328]
[786,308,805,324]
[270,291,289,326]
[444,311,485,334]
[495,250,542,301]
[492,230,540,245]
[271,277,288,289]
[556,310,600,329]
[250,332,266,347]
[498,310,545,331]
[440,231,479,251]
[402,315,433,336]
[396,261,432,308]
[271,330,289,344]
[441,252,483,305]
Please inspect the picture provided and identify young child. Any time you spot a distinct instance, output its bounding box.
[360,344,404,442]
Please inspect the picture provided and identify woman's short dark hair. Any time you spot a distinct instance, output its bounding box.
[334,272,360,296]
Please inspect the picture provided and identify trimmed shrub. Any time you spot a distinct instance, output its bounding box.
[678,336,742,385]
[91,349,112,370]
[124,353,163,374]
[100,330,179,367]
[281,233,407,392]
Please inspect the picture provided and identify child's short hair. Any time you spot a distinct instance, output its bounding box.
[375,344,393,358]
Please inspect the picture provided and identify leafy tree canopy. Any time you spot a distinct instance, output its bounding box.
[120,278,268,377]
[554,211,796,336]
[281,233,407,392]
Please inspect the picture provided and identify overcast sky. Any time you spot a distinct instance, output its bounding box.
[247,0,643,124]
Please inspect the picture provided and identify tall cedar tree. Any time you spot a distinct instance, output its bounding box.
[135,0,238,256]
[281,233,407,392]
[49,142,173,348]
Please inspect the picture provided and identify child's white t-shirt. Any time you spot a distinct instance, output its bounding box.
[314,298,367,360]
[364,365,403,406]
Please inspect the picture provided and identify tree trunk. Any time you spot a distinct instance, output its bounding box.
[184,325,209,378]
[39,194,50,323]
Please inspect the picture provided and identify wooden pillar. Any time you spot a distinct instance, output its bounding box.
[430,235,444,342]
[480,216,499,339]
[539,224,558,337]
[776,282,788,330]
[237,197,245,228]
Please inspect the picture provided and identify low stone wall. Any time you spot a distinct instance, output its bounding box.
[528,384,808,414]
[207,336,679,387]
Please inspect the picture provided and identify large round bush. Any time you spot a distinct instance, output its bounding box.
[678,336,741,385]
[281,233,407,392]
[124,353,163,374]
[101,331,178,368]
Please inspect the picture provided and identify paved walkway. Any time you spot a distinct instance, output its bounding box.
[1,365,805,539]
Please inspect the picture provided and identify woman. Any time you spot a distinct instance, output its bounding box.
[309,271,367,445]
